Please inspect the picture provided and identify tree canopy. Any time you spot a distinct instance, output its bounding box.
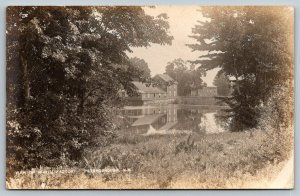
[129,57,151,82]
[213,71,232,96]
[188,6,293,130]
[165,58,204,96]
[6,6,173,172]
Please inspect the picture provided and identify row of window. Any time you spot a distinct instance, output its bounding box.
[142,91,177,98]
[142,93,166,98]
[119,90,177,98]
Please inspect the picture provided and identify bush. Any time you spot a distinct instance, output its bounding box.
[258,84,294,160]
[6,100,117,176]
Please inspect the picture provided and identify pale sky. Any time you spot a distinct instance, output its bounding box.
[128,6,219,86]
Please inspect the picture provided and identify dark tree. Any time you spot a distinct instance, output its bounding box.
[188,7,293,131]
[213,71,232,96]
[129,57,151,82]
[165,58,204,96]
[6,6,173,173]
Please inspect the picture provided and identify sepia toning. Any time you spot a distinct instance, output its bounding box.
[6,6,294,189]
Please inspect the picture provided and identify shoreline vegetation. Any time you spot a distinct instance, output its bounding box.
[6,127,293,189]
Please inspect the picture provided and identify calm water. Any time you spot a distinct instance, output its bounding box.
[119,104,228,135]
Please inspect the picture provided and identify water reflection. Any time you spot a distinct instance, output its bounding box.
[119,105,227,135]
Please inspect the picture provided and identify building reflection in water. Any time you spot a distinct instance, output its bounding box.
[120,105,177,135]
[120,105,226,135]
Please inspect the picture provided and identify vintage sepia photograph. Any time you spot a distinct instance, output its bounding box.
[6,6,294,189]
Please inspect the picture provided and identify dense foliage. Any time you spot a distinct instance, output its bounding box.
[188,7,293,131]
[213,71,232,96]
[6,6,173,174]
[129,57,151,82]
[165,58,204,96]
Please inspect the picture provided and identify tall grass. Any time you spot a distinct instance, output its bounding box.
[7,128,291,189]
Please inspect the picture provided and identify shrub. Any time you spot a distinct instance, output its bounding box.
[258,84,294,160]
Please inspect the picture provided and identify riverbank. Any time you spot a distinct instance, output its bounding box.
[6,129,293,189]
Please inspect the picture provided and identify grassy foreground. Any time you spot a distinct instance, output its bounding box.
[6,130,293,189]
